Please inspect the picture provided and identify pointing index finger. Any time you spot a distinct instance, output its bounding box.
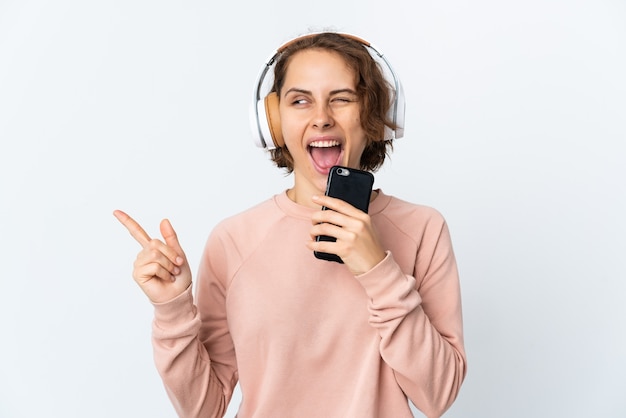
[113,209,152,247]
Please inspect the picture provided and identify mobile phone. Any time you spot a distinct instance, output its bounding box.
[314,166,375,263]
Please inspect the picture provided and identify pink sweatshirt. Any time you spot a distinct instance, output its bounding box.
[151,190,466,418]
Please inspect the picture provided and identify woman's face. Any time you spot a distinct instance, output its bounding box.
[279,49,367,200]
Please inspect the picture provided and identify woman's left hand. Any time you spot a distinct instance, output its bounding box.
[307,194,386,276]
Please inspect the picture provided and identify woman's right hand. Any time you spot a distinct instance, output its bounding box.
[113,210,192,304]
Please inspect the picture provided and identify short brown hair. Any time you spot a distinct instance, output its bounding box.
[268,32,396,173]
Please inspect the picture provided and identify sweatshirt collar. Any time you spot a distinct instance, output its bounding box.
[273,189,391,220]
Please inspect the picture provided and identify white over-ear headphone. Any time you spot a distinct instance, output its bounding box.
[249,32,406,150]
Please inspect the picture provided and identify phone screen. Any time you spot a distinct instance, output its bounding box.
[314,166,374,263]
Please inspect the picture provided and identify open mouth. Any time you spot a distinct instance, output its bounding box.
[308,139,343,173]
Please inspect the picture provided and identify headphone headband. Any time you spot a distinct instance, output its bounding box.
[249,32,405,150]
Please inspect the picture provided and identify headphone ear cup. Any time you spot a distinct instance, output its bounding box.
[264,92,284,148]
[392,81,406,139]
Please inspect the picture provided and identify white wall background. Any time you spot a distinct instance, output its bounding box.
[1,0,624,417]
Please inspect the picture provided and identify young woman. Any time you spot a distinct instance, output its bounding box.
[114,32,466,418]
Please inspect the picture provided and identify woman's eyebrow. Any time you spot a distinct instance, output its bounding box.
[283,87,311,95]
[329,88,358,95]
[283,87,357,95]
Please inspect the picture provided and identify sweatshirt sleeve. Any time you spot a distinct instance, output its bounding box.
[151,278,236,417]
[355,216,467,418]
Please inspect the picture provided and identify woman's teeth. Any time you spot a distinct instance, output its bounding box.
[309,140,340,148]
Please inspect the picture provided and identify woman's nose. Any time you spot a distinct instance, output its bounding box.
[312,104,334,129]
